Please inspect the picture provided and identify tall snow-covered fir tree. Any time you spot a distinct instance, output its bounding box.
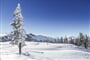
[10,3,26,53]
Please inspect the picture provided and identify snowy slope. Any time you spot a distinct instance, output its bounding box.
[31,35,55,41]
[26,33,55,41]
[0,42,90,60]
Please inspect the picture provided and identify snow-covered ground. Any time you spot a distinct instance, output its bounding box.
[0,42,90,60]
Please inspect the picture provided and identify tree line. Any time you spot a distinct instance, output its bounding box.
[31,33,90,49]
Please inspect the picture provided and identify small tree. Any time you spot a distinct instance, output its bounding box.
[75,38,80,46]
[77,33,84,46]
[64,36,68,43]
[56,37,61,43]
[60,37,63,43]
[84,35,88,49]
[69,37,74,44]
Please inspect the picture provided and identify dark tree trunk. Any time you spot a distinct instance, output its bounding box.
[84,42,87,49]
[84,40,88,49]
[19,43,21,55]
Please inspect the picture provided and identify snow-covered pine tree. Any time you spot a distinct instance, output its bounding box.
[60,37,63,43]
[10,3,26,54]
[78,33,84,46]
[84,35,89,49]
[64,36,68,43]
[69,37,74,44]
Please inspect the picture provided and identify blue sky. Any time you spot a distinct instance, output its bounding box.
[0,0,89,37]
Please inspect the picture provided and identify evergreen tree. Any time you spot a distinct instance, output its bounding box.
[64,36,68,43]
[56,37,61,43]
[78,33,84,46]
[75,38,80,46]
[11,3,26,55]
[84,35,88,49]
[60,37,63,43]
[69,37,74,44]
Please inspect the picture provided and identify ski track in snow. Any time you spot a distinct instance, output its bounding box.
[0,42,90,60]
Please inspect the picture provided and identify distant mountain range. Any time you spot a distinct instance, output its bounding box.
[0,33,55,42]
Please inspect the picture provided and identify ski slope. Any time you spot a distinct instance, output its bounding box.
[0,42,90,60]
